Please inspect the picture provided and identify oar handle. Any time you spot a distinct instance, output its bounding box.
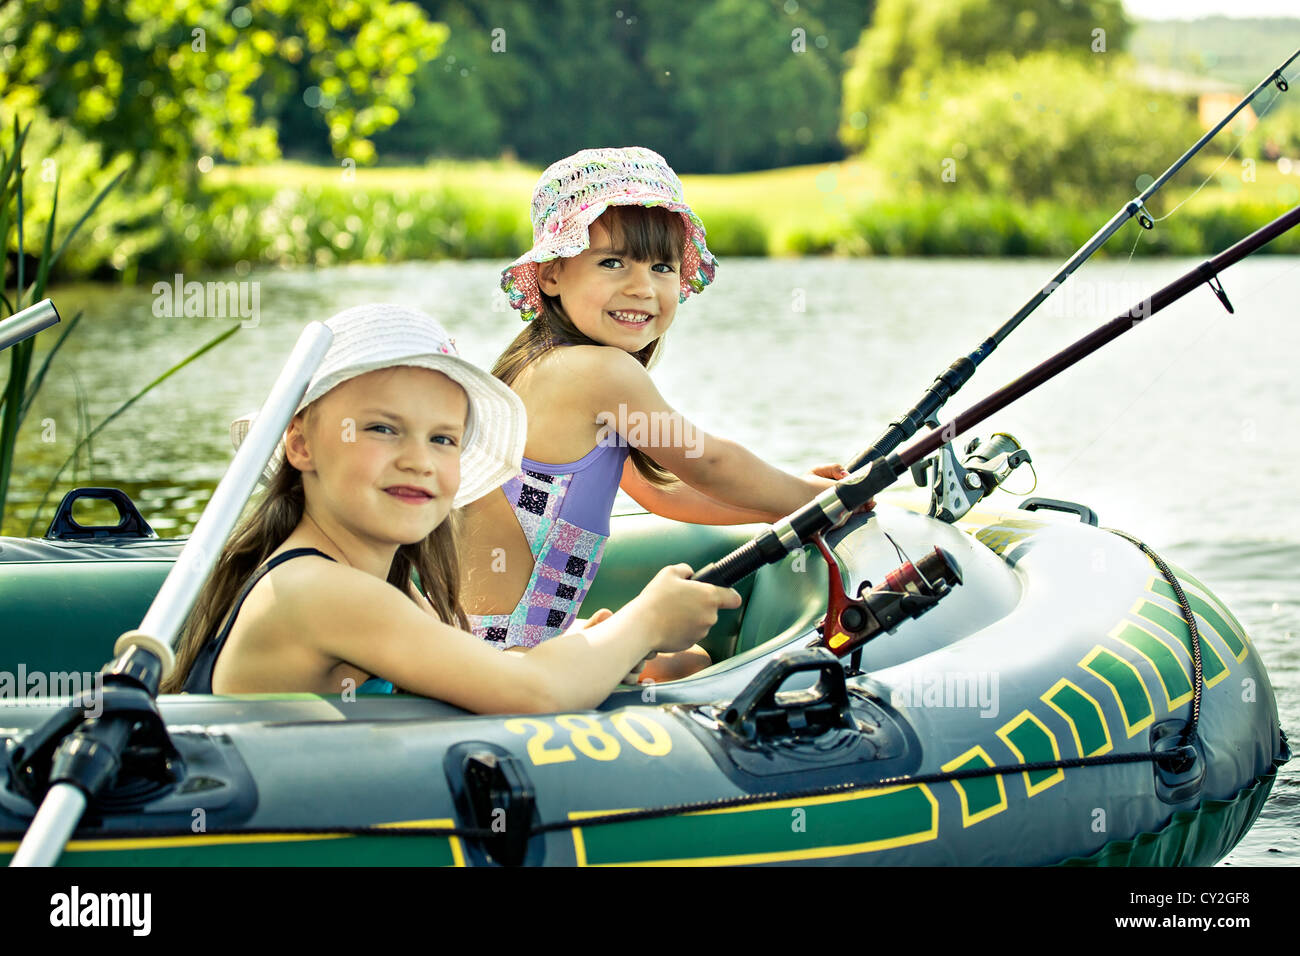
[0,298,59,352]
[7,785,86,868]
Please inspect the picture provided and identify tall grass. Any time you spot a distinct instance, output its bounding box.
[1,118,240,532]
[22,154,1300,280]
[786,192,1300,258]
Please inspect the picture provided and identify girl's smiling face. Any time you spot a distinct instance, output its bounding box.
[538,217,681,352]
[286,366,468,549]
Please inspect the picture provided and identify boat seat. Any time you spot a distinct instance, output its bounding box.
[581,515,831,662]
[580,514,762,662]
[732,545,829,656]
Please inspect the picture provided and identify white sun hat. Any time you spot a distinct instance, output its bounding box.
[231,303,526,508]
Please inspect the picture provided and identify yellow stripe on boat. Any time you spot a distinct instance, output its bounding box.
[568,783,940,866]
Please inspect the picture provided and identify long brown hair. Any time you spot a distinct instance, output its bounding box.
[494,204,686,487]
[162,412,469,694]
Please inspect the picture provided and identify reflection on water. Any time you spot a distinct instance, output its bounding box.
[10,252,1299,864]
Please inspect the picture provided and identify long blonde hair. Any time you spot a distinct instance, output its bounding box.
[163,411,468,694]
[493,204,687,487]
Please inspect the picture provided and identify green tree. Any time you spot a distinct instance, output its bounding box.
[841,0,1132,150]
[0,0,446,180]
[864,52,1200,205]
[654,0,842,172]
[370,0,507,161]
[372,0,866,172]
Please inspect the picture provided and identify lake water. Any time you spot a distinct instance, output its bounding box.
[11,252,1298,865]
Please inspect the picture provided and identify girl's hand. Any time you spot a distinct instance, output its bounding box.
[803,462,876,515]
[581,609,653,683]
[804,462,849,487]
[581,608,614,628]
[622,652,657,684]
[630,564,742,653]
[802,462,847,498]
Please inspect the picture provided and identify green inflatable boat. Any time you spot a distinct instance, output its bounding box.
[0,486,1286,866]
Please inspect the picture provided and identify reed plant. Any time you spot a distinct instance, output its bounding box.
[1,118,238,533]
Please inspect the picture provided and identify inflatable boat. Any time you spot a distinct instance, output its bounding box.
[0,485,1286,866]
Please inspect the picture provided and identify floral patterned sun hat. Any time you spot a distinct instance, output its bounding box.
[500,146,718,322]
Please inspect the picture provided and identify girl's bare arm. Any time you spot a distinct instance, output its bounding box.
[573,346,831,516]
[277,558,738,713]
[619,458,778,524]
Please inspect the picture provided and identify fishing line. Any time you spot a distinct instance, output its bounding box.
[996,459,1038,497]
[1049,67,1300,485]
[1119,218,1145,274]
[883,528,909,567]
[1118,66,1295,277]
[845,50,1300,490]
[1050,320,1218,482]
[1154,70,1294,224]
[1053,252,1299,483]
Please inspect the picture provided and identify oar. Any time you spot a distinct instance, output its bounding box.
[693,204,1300,587]
[847,46,1299,474]
[0,299,59,353]
[8,321,333,868]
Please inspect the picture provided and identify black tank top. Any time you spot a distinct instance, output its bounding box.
[180,547,334,694]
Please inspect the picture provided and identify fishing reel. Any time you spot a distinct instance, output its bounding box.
[808,539,963,670]
[911,430,1033,523]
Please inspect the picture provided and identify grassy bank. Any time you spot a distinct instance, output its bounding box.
[69,155,1300,277]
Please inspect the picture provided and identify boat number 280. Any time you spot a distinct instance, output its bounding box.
[503,713,673,765]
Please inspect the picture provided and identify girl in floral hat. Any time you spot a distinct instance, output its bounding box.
[460,147,848,680]
[164,303,740,710]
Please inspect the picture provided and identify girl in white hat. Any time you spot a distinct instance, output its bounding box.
[462,147,849,677]
[163,303,740,711]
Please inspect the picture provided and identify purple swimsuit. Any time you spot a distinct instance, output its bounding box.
[468,440,631,649]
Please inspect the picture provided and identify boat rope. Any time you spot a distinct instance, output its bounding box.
[0,751,1189,845]
[1105,530,1205,745]
[2,729,1224,847]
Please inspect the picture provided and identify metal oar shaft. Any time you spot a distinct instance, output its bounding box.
[848,46,1299,474]
[8,786,86,868]
[9,321,333,869]
[124,322,333,667]
[0,299,59,352]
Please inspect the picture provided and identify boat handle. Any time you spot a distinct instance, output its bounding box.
[45,487,156,540]
[1018,496,1099,526]
[722,648,852,742]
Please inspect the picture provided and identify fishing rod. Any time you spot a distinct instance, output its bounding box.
[693,202,1300,589]
[8,321,333,868]
[847,45,1299,476]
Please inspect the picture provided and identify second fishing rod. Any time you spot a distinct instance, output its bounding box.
[847,45,1299,476]
[691,202,1300,588]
